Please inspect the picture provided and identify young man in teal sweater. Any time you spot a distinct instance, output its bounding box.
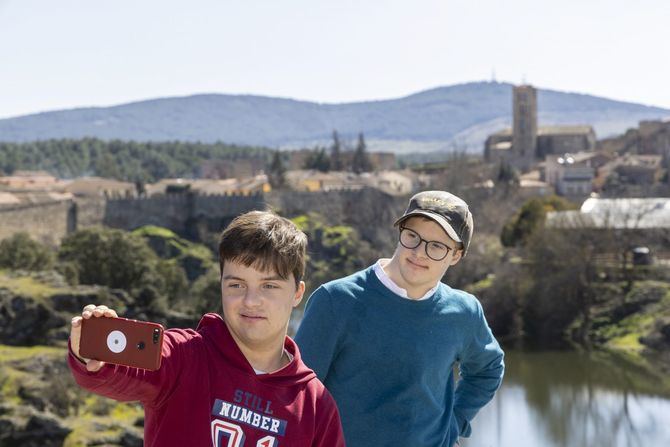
[296,190,504,447]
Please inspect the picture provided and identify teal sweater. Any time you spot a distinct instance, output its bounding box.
[295,266,504,447]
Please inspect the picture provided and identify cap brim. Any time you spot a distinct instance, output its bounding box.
[394,211,462,243]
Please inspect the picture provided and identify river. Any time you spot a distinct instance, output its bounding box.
[461,350,670,447]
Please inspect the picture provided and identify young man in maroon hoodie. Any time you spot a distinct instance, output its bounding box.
[68,211,345,447]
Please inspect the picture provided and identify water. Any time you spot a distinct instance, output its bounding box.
[461,350,670,447]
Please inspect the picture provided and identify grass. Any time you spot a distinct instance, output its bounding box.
[465,274,495,295]
[1,368,24,405]
[0,271,63,300]
[0,345,65,405]
[0,345,63,362]
[598,312,656,354]
[594,281,670,355]
[608,332,645,352]
[132,225,178,239]
[133,225,214,261]
[64,399,143,446]
[0,345,144,446]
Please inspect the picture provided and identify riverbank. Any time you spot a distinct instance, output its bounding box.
[463,349,670,447]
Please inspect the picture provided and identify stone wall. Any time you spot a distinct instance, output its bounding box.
[103,192,266,238]
[74,196,107,228]
[1,189,407,248]
[0,201,74,245]
[267,187,407,250]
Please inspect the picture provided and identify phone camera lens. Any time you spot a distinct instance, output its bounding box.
[153,328,160,344]
[137,341,145,350]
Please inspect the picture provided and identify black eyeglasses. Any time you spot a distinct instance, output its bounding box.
[399,227,453,261]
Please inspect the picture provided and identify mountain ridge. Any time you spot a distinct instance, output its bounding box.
[1,82,668,153]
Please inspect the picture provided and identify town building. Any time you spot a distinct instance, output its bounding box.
[485,85,596,171]
[546,197,670,265]
[0,170,63,190]
[145,175,270,196]
[62,177,136,197]
[544,152,615,197]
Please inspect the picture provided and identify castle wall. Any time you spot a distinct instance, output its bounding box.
[1,189,406,250]
[102,192,266,237]
[0,201,74,245]
[74,196,107,228]
[267,187,406,250]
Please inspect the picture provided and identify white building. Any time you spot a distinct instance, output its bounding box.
[545,153,595,196]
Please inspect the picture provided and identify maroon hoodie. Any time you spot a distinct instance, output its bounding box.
[68,313,345,447]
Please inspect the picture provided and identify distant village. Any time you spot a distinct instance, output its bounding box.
[1,84,669,250]
[485,84,670,198]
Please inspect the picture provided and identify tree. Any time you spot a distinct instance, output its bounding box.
[59,227,158,291]
[515,198,661,345]
[291,213,376,294]
[430,149,479,194]
[155,260,189,307]
[497,162,519,185]
[0,233,55,271]
[330,130,343,171]
[94,152,122,180]
[303,148,330,172]
[189,268,223,316]
[501,196,576,247]
[352,133,373,174]
[268,150,287,189]
[0,138,274,183]
[523,225,604,345]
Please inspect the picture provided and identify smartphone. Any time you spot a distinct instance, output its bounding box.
[80,316,165,371]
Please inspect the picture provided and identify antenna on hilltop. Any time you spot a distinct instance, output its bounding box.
[491,68,497,83]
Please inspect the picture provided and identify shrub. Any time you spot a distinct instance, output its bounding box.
[0,233,55,271]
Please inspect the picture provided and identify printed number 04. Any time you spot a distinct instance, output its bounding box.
[211,420,277,447]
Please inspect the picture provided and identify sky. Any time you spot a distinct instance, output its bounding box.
[1,0,669,119]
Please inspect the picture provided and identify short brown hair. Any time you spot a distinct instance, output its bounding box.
[218,211,307,287]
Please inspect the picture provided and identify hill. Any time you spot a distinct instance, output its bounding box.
[1,82,668,154]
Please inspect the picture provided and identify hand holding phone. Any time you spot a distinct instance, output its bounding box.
[71,305,165,371]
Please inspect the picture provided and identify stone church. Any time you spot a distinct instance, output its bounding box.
[485,84,596,171]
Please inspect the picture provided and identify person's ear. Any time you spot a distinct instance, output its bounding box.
[293,281,306,308]
[448,249,464,266]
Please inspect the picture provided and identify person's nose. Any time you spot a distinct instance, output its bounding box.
[243,287,263,307]
[412,240,428,258]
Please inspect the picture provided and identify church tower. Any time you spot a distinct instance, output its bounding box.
[512,85,538,170]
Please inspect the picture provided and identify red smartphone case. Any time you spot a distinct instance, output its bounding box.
[80,316,165,371]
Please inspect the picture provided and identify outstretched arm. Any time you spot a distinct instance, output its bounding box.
[68,304,186,406]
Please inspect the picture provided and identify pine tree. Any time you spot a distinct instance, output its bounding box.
[268,150,286,189]
[352,133,373,174]
[330,130,343,171]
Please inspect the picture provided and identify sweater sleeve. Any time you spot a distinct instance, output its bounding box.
[312,389,346,447]
[67,328,192,407]
[453,300,505,438]
[295,286,343,382]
